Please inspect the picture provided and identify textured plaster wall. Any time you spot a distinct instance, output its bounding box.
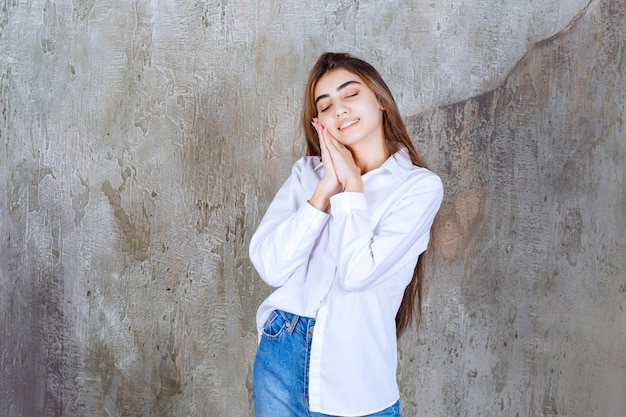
[0,0,624,416]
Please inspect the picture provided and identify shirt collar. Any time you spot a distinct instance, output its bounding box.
[380,145,415,181]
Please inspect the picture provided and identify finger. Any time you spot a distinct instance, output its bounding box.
[319,134,329,160]
[311,119,322,137]
[320,132,334,167]
[322,129,344,160]
[312,120,332,158]
[312,118,328,137]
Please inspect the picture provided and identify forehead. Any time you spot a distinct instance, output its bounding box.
[314,68,366,96]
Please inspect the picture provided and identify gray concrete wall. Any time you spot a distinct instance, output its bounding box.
[0,0,623,416]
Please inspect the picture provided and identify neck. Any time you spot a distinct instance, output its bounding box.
[349,139,391,174]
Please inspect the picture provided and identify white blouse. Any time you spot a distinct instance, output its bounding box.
[250,146,443,415]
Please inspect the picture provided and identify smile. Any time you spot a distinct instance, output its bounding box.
[339,118,359,130]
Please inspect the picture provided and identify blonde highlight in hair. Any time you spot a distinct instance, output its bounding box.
[301,52,437,338]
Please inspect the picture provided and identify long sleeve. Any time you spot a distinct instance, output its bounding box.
[249,158,329,287]
[329,170,443,292]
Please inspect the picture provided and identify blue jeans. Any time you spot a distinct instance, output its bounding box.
[252,310,402,417]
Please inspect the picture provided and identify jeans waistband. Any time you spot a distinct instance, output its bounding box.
[276,309,315,335]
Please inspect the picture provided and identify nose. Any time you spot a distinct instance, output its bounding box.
[334,102,348,117]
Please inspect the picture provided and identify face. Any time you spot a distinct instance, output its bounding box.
[314,69,384,149]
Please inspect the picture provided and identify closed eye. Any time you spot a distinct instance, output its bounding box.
[318,90,358,113]
[319,104,331,113]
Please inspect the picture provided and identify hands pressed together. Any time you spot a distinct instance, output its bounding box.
[308,119,364,212]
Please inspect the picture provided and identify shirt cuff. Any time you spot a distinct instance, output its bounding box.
[329,192,367,216]
[301,199,331,229]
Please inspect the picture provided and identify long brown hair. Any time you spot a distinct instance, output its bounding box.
[301,52,436,338]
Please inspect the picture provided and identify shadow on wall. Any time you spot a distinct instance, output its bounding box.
[399,0,626,416]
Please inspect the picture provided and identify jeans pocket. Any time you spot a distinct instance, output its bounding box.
[261,310,289,340]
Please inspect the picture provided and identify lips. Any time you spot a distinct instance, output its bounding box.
[338,118,359,131]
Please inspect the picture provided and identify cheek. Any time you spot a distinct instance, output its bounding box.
[318,114,334,129]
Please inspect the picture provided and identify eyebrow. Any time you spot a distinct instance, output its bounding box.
[314,80,362,105]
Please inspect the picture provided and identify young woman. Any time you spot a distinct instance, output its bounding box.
[249,52,443,417]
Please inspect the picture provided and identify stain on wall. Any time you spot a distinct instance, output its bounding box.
[1,0,623,416]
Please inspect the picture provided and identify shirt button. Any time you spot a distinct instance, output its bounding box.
[309,326,315,333]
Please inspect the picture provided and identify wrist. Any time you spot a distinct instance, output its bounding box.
[342,176,364,193]
[309,180,338,211]
[308,194,328,212]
